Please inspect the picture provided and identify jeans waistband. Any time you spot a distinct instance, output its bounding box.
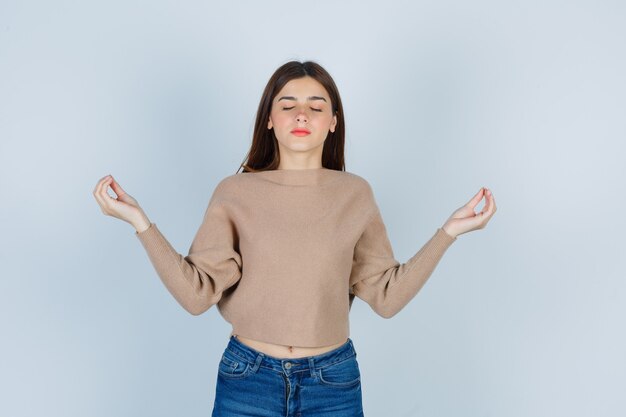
[224,335,357,376]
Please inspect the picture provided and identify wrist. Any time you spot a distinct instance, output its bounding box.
[441,224,457,238]
[132,215,151,234]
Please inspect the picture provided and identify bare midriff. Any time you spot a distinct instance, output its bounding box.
[231,332,347,359]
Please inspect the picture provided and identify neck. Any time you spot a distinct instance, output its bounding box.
[246,167,339,186]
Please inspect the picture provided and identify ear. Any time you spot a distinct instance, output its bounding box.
[329,113,337,133]
[267,117,273,130]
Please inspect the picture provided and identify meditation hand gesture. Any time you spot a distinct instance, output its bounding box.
[442,187,497,238]
[92,174,151,233]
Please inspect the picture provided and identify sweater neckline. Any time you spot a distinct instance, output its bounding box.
[247,167,340,186]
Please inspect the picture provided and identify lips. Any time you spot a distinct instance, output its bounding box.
[291,128,311,136]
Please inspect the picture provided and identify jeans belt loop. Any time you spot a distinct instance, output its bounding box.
[308,357,316,378]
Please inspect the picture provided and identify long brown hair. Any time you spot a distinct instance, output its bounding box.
[236,60,346,173]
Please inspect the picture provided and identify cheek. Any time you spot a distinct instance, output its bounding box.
[271,111,291,126]
[313,114,333,127]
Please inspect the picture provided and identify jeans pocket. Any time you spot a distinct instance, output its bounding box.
[217,350,253,379]
[317,355,361,388]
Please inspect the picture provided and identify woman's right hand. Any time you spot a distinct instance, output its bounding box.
[93,174,151,233]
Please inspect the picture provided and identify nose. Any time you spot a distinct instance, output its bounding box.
[296,111,308,123]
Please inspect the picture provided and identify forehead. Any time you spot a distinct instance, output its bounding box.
[274,77,329,100]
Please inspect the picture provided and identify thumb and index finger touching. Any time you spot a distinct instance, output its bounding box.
[466,187,485,210]
[94,174,125,207]
[469,187,497,217]
[108,175,127,198]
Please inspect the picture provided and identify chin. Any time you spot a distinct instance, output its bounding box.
[279,138,325,151]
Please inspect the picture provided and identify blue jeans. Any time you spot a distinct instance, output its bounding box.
[211,335,364,416]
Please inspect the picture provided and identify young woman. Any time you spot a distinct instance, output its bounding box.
[93,60,496,416]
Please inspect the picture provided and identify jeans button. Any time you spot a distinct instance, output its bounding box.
[285,362,292,369]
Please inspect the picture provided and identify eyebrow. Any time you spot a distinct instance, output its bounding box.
[277,96,327,103]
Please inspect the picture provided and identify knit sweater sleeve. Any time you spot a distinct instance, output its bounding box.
[348,187,457,319]
[134,180,243,315]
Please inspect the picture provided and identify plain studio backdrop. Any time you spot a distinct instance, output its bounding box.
[1,1,624,416]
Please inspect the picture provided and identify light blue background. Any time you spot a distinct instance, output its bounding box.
[1,1,624,416]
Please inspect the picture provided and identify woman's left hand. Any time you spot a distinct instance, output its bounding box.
[441,187,497,238]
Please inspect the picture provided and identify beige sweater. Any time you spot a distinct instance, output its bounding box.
[135,168,457,347]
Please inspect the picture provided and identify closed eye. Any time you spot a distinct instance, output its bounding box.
[282,106,322,112]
